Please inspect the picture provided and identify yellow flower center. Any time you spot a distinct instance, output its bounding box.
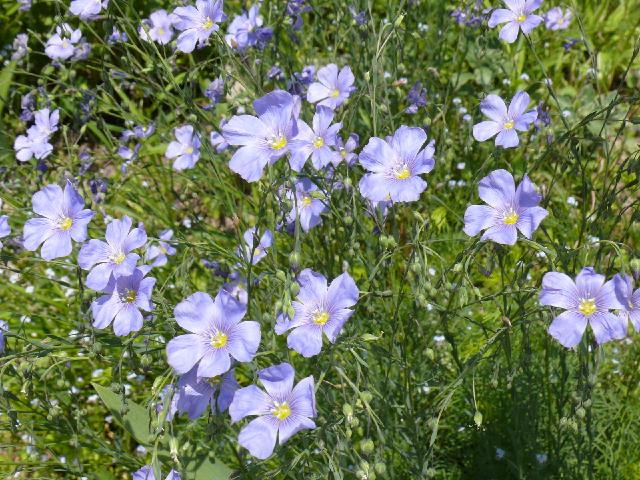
[160,246,167,254]
[62,39,70,49]
[313,310,330,326]
[185,146,194,154]
[503,211,519,225]
[517,14,527,23]
[270,136,287,151]
[578,298,597,317]
[272,401,292,420]
[202,17,214,30]
[112,252,126,264]
[158,27,165,35]
[394,165,411,180]
[210,331,228,348]
[253,247,262,257]
[504,120,515,130]
[59,217,73,231]
[301,196,312,207]
[313,136,325,148]
[330,89,340,98]
[340,148,347,158]
[123,289,137,303]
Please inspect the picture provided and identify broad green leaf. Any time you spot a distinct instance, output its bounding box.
[92,383,153,445]
[184,454,232,480]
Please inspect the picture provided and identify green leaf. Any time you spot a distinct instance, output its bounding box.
[0,61,15,114]
[184,454,233,480]
[92,383,153,445]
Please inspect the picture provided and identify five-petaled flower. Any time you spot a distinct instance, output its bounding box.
[229,362,316,459]
[78,216,147,290]
[140,9,174,44]
[276,269,359,357]
[540,267,626,348]
[23,181,95,261]
[473,91,537,148]
[488,0,543,43]
[290,106,342,170]
[463,169,548,245]
[307,64,356,110]
[358,126,435,203]
[286,177,327,232]
[166,290,261,378]
[544,7,572,31]
[91,268,155,336]
[222,90,299,182]
[171,0,225,53]
[165,125,201,171]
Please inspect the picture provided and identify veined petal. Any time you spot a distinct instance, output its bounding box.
[548,310,587,348]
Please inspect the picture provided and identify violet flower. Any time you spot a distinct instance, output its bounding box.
[286,177,327,232]
[358,126,435,203]
[78,216,147,290]
[238,227,273,265]
[171,0,225,53]
[307,64,356,110]
[290,106,342,170]
[165,125,201,171]
[171,367,239,420]
[472,91,537,148]
[23,181,94,261]
[140,10,174,44]
[540,267,626,348]
[276,269,359,357]
[0,215,10,249]
[91,268,155,336]
[45,24,82,60]
[166,290,260,377]
[488,0,543,43]
[222,90,299,182]
[229,362,316,459]
[463,169,548,245]
[613,274,640,332]
[544,7,571,30]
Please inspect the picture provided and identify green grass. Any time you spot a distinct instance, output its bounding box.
[1,0,640,478]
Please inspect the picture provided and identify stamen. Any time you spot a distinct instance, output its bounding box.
[272,401,292,420]
[210,331,228,348]
[578,298,597,316]
[59,217,73,231]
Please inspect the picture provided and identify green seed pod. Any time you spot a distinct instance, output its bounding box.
[360,439,375,455]
[289,282,300,296]
[275,270,287,282]
[289,251,301,269]
[136,354,150,368]
[575,407,586,419]
[374,462,386,475]
[360,391,373,403]
[343,403,353,417]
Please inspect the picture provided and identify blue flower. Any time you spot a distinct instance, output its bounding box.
[229,362,316,459]
[171,0,225,53]
[91,268,155,336]
[165,125,201,171]
[23,181,95,261]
